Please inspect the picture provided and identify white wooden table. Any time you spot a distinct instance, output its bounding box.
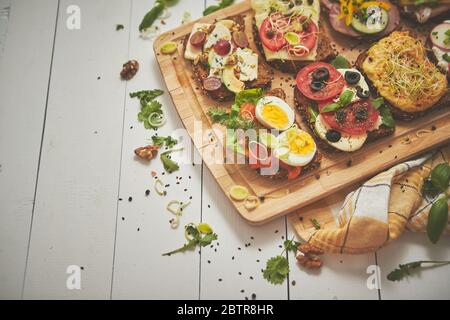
[0,0,449,300]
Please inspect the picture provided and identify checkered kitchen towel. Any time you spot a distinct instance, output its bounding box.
[289,145,450,254]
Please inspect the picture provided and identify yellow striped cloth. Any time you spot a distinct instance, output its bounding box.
[289,145,450,254]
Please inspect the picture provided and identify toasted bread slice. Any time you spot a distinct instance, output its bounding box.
[253,17,335,74]
[355,48,450,121]
[294,87,395,153]
[184,15,273,102]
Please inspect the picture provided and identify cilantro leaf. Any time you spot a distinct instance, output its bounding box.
[160,151,179,173]
[263,256,290,285]
[151,135,178,148]
[283,239,300,253]
[163,223,218,256]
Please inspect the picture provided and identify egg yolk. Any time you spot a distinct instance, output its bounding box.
[262,104,288,129]
[287,130,315,155]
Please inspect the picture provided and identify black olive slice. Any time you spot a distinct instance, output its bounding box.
[344,71,361,85]
[310,81,325,92]
[325,130,341,143]
[311,67,330,82]
[356,86,370,99]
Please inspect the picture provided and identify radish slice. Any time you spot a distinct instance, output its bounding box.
[430,23,450,52]
[248,140,268,162]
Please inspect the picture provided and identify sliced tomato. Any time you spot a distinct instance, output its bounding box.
[296,62,345,101]
[239,102,256,121]
[259,16,287,52]
[281,161,302,180]
[320,100,380,135]
[296,18,318,51]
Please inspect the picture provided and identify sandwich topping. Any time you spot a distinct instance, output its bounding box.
[296,62,393,152]
[430,20,450,75]
[362,31,448,113]
[252,0,321,61]
[184,20,259,94]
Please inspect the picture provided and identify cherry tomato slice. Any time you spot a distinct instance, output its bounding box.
[296,62,345,101]
[259,16,287,52]
[239,102,256,121]
[280,161,302,180]
[320,100,380,135]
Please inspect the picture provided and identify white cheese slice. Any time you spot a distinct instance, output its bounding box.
[251,0,320,61]
[208,50,233,78]
[337,69,370,103]
[432,45,450,74]
[314,115,367,152]
[236,48,258,81]
[204,22,232,50]
[184,23,211,61]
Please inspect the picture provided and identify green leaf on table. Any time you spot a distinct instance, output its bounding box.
[163,223,218,256]
[139,0,166,32]
[151,135,178,148]
[387,260,450,282]
[263,256,290,285]
[283,239,301,253]
[203,0,235,16]
[160,151,180,173]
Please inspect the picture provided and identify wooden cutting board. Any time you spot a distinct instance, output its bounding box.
[153,0,450,224]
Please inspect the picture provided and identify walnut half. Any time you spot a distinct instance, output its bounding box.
[134,145,159,160]
[121,60,139,80]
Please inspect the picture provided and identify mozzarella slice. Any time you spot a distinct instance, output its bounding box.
[204,22,231,50]
[184,23,211,61]
[236,48,258,81]
[314,115,367,152]
[337,69,370,103]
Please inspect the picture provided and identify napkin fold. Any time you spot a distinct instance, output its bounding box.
[289,145,450,254]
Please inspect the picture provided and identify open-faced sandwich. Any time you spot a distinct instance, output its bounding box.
[429,20,450,79]
[251,0,334,73]
[357,31,449,120]
[321,0,400,39]
[294,62,395,152]
[184,17,272,102]
[395,0,450,24]
[207,88,321,180]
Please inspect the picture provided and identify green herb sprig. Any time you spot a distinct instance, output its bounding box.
[263,237,300,285]
[387,260,450,282]
[163,223,218,256]
[151,135,178,148]
[130,89,165,130]
[423,163,450,244]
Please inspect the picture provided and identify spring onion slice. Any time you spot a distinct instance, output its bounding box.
[166,200,191,229]
[148,112,166,128]
[155,179,166,196]
[244,195,260,210]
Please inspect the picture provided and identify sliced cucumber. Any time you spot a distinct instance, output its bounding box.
[351,8,389,35]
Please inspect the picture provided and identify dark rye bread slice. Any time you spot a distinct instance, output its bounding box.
[184,15,273,102]
[251,88,322,180]
[294,87,395,153]
[253,16,335,74]
[355,48,450,121]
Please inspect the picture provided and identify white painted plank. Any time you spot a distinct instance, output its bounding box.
[200,168,288,300]
[377,233,450,300]
[0,0,58,299]
[22,0,132,299]
[287,223,379,300]
[110,0,205,299]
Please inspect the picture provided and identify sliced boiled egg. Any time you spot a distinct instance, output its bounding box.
[273,127,316,167]
[255,96,295,131]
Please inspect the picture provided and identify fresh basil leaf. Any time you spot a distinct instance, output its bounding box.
[339,90,354,106]
[320,102,341,113]
[330,55,351,69]
[380,105,395,128]
[427,197,449,244]
[308,105,319,123]
[431,163,450,193]
[443,53,450,62]
[139,0,165,32]
[371,97,384,109]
